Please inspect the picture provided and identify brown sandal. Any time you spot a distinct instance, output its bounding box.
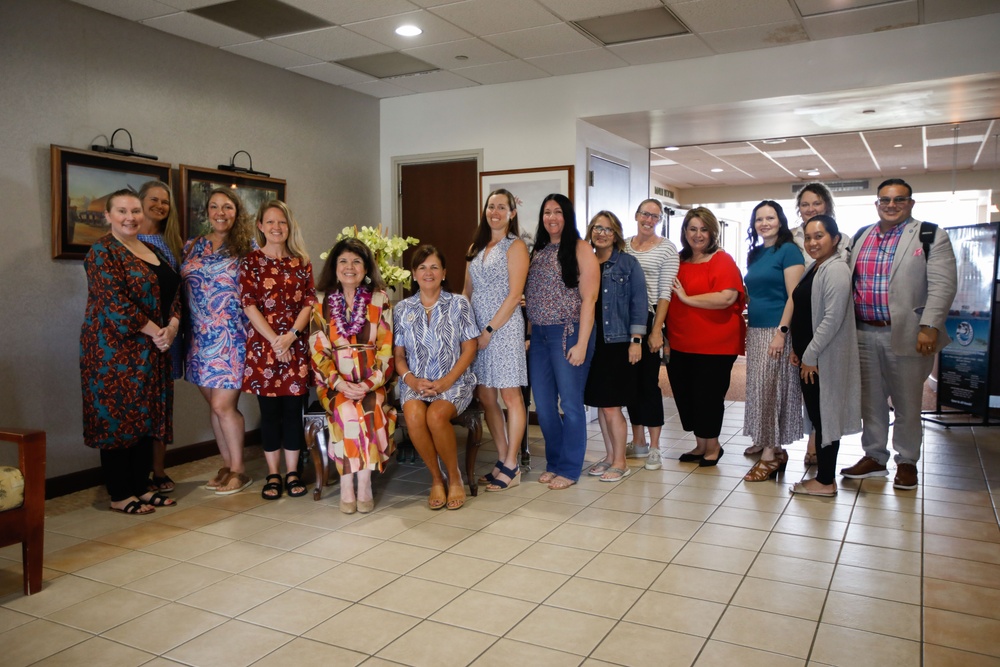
[205,467,231,490]
[538,471,557,484]
[743,452,788,482]
[216,472,253,495]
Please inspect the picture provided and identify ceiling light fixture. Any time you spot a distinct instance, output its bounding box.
[395,25,422,36]
[711,168,724,173]
[761,139,787,145]
[665,146,680,151]
[894,144,903,148]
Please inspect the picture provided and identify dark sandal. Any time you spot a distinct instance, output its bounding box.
[486,463,520,492]
[141,492,176,507]
[478,460,502,485]
[285,472,307,498]
[262,474,283,500]
[110,499,154,515]
[149,474,175,493]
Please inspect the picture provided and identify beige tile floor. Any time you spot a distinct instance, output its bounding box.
[2,399,1000,666]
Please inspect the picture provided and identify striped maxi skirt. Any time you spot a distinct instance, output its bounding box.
[742,327,804,447]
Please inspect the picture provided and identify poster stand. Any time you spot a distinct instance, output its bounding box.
[922,222,1000,427]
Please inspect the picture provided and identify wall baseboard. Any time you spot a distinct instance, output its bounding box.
[45,430,261,499]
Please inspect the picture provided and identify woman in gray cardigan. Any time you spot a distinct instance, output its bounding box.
[788,215,861,497]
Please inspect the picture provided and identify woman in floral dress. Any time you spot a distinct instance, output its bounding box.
[181,188,256,495]
[463,188,529,491]
[310,237,395,514]
[240,200,316,500]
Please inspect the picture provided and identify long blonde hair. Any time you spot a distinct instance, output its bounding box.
[255,200,309,264]
[139,180,182,260]
[205,188,255,258]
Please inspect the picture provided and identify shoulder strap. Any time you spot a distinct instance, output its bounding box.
[919,221,937,261]
[851,224,873,248]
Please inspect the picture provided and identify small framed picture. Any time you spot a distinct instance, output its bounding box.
[50,145,173,260]
[180,165,287,239]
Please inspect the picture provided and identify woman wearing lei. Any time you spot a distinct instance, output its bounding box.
[310,237,396,514]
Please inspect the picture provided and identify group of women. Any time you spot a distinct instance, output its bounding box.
[80,178,859,518]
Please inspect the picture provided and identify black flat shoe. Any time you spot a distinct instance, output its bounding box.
[699,448,725,467]
[679,452,704,462]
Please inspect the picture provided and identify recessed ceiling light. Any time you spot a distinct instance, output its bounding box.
[710,168,724,173]
[900,166,908,170]
[761,139,787,145]
[799,168,818,173]
[862,109,876,114]
[665,146,680,151]
[807,171,820,176]
[894,144,903,148]
[455,55,468,61]
[395,24,422,36]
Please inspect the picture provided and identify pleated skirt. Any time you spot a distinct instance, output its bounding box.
[742,327,803,447]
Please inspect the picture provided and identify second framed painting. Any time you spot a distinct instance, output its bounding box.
[479,165,574,243]
[180,165,286,238]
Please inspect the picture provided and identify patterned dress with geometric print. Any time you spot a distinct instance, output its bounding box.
[309,287,396,474]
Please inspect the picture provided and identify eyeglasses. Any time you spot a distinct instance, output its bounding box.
[637,211,661,221]
[592,225,615,236]
[876,196,911,207]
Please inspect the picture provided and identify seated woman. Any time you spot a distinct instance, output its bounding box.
[394,246,479,510]
[789,215,861,496]
[583,211,647,482]
[311,238,396,514]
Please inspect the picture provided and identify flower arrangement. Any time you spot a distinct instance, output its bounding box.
[321,225,420,291]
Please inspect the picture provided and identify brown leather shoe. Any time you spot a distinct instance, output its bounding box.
[893,463,918,490]
[840,456,888,479]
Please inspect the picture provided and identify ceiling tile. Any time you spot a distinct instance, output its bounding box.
[402,38,515,70]
[222,39,323,68]
[806,133,878,174]
[342,79,414,98]
[608,33,713,65]
[407,0,466,6]
[924,0,1000,23]
[536,0,664,21]
[452,59,550,85]
[484,23,597,59]
[794,0,897,16]
[389,70,480,93]
[803,1,917,41]
[191,0,332,38]
[668,0,797,33]
[699,21,808,53]
[337,51,437,78]
[344,9,472,49]
[526,48,628,77]
[140,11,258,47]
[284,0,421,24]
[575,8,689,45]
[271,26,388,60]
[71,0,179,20]
[287,62,376,86]
[430,0,561,34]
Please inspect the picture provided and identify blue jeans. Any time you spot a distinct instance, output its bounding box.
[529,323,595,482]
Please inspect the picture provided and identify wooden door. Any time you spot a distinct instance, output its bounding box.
[400,160,479,297]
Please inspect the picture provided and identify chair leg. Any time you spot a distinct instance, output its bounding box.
[24,534,42,595]
[465,417,483,497]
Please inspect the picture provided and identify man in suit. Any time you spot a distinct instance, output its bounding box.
[841,178,957,489]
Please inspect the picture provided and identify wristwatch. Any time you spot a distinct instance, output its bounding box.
[631,336,642,344]
[485,325,495,334]
[779,325,789,334]
[291,327,303,338]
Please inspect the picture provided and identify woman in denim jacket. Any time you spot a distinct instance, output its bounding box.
[583,211,648,481]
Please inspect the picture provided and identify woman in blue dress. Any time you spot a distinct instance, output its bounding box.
[181,188,256,495]
[137,180,184,493]
[463,189,529,491]
[394,245,479,510]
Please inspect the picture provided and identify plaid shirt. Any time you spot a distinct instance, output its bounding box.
[852,221,908,322]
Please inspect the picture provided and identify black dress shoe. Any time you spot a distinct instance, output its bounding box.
[679,452,703,462]
[699,448,725,467]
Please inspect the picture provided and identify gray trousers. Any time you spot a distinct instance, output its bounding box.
[857,323,934,466]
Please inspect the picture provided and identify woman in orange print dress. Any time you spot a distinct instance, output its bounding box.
[240,200,316,501]
[310,238,395,514]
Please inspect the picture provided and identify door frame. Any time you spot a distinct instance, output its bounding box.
[391,149,484,237]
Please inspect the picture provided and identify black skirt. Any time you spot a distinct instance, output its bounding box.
[585,336,639,407]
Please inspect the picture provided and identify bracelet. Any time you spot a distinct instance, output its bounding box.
[401,371,413,385]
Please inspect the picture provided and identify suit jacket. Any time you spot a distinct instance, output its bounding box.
[847,218,957,356]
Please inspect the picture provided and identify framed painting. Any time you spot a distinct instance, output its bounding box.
[180,165,286,239]
[479,165,574,245]
[50,145,172,259]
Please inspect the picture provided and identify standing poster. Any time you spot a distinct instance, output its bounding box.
[937,223,998,415]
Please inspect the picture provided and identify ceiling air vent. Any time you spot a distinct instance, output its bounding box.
[793,179,869,194]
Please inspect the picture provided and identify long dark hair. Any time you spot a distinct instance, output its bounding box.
[466,189,519,261]
[316,237,386,298]
[746,200,794,264]
[532,193,580,288]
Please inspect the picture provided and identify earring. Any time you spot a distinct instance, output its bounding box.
[364,275,371,284]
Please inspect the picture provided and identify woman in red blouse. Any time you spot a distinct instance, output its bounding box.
[666,207,746,466]
[240,200,316,500]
